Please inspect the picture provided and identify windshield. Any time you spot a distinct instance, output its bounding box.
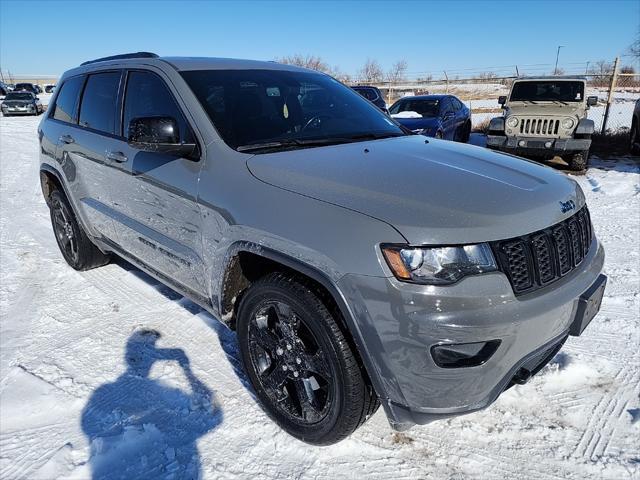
[389,98,440,117]
[510,81,584,102]
[353,87,379,101]
[181,69,404,151]
[5,92,33,101]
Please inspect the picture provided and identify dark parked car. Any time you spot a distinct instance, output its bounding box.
[1,91,44,116]
[390,94,471,142]
[45,84,57,94]
[351,86,388,113]
[14,83,39,94]
[631,98,640,155]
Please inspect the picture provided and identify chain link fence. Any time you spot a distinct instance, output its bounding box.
[355,69,639,137]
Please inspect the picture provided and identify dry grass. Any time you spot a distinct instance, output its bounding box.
[473,118,492,134]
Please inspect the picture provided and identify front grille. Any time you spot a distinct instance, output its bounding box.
[491,207,593,295]
[520,117,560,136]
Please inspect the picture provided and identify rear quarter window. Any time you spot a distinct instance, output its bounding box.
[78,72,121,134]
[52,76,85,123]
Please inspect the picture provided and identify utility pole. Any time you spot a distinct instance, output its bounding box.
[601,56,620,135]
[554,45,564,75]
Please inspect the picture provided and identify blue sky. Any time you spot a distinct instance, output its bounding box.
[1,0,638,77]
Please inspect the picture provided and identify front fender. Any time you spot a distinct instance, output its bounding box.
[489,116,505,132]
[575,118,595,135]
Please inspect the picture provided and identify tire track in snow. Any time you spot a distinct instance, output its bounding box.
[572,363,635,460]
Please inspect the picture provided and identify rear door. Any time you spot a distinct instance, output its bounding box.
[50,71,123,242]
[105,69,206,295]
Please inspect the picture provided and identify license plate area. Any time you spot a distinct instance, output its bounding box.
[569,274,607,336]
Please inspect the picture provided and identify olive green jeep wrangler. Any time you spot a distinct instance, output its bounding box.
[487,77,598,171]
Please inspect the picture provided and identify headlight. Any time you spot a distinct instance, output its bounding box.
[561,118,575,129]
[506,116,519,128]
[381,244,497,285]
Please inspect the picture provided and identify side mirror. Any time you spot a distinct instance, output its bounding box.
[128,116,197,158]
[587,96,598,107]
[498,95,507,106]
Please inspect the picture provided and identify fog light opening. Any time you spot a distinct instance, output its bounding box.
[544,141,553,148]
[431,340,501,368]
[518,140,526,147]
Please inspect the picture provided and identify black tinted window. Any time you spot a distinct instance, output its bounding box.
[390,98,440,117]
[6,92,34,101]
[510,81,584,102]
[123,71,191,142]
[79,72,121,134]
[52,76,84,123]
[451,97,463,111]
[182,69,403,150]
[355,88,378,101]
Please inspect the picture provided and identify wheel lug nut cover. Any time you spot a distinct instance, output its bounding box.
[293,371,299,377]
[286,344,292,350]
[296,358,301,364]
[282,365,287,371]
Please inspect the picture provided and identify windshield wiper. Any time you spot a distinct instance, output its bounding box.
[237,133,405,152]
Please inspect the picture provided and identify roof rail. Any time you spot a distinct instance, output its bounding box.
[80,52,159,66]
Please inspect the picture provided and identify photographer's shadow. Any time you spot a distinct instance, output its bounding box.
[81,330,222,480]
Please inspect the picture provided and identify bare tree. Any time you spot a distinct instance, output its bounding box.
[359,59,384,84]
[386,59,408,85]
[588,60,613,75]
[276,54,333,74]
[626,33,640,60]
[620,65,636,74]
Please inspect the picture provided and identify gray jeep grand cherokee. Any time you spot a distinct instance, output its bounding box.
[39,53,607,445]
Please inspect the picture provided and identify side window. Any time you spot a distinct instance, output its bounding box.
[440,98,452,115]
[123,71,192,143]
[52,76,85,123]
[79,72,121,134]
[451,97,463,111]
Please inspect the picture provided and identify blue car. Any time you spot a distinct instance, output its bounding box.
[389,94,471,142]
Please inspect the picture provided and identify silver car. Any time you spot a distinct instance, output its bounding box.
[38,52,607,445]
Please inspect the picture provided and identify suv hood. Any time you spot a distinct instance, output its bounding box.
[246,136,585,245]
[505,102,583,117]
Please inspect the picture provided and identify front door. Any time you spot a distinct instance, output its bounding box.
[106,69,206,295]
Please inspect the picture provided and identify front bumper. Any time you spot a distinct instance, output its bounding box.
[487,134,591,156]
[2,107,37,115]
[338,237,605,430]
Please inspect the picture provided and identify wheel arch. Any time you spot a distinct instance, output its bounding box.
[40,163,67,207]
[218,243,387,400]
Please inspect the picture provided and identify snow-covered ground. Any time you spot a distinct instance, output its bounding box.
[1,116,639,479]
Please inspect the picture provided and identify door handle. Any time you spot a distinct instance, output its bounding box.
[59,134,75,144]
[106,151,128,163]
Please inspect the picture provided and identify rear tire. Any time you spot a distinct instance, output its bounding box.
[236,272,379,445]
[49,190,110,270]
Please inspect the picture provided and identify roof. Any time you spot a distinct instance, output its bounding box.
[73,52,314,74]
[513,76,587,81]
[398,94,447,101]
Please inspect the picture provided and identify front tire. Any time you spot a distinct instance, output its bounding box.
[568,150,589,172]
[49,190,110,270]
[236,272,379,445]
